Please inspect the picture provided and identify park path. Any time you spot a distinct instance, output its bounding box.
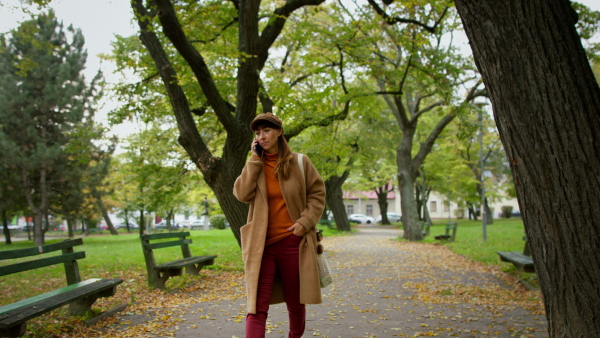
[106,225,548,338]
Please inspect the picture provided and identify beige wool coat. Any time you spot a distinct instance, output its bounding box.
[233,152,326,314]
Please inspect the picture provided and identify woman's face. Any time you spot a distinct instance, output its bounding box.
[255,125,282,154]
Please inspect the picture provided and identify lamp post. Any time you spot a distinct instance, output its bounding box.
[475,101,488,241]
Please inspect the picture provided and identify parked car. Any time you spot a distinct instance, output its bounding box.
[190,219,210,229]
[155,221,179,230]
[348,213,375,224]
[375,212,402,223]
[115,222,139,229]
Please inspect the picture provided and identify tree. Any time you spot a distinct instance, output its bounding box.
[0,11,102,245]
[455,1,600,336]
[114,0,367,244]
[348,1,484,240]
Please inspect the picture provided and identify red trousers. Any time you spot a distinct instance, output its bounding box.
[246,234,305,338]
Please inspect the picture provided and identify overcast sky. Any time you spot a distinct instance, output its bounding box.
[1,0,599,138]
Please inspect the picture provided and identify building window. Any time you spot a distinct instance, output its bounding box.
[430,201,437,212]
[443,201,450,212]
[366,205,373,216]
[347,205,354,214]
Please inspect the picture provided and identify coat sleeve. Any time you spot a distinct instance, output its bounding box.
[233,155,263,203]
[296,155,326,231]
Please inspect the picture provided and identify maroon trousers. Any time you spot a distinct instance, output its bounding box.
[246,234,305,338]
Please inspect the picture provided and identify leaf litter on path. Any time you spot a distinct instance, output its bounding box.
[39,226,547,337]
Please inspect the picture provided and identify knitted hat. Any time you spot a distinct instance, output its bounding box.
[250,112,283,131]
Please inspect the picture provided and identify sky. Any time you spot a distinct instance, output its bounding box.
[0,0,599,139]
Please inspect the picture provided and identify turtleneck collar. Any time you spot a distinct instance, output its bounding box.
[265,152,279,161]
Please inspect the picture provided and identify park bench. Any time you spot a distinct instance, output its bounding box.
[421,221,430,237]
[140,232,217,289]
[318,219,335,230]
[88,228,103,235]
[497,236,535,273]
[0,238,123,337]
[434,222,458,242]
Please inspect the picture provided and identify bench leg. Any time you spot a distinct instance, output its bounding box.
[153,269,183,289]
[0,323,27,337]
[70,295,100,315]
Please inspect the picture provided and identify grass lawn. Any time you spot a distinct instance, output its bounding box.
[421,217,538,286]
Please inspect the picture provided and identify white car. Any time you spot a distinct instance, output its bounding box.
[375,212,402,223]
[348,213,375,224]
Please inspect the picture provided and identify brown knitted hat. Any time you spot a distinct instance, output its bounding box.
[250,112,283,131]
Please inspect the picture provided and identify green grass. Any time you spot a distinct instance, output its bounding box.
[421,217,538,286]
[0,229,242,304]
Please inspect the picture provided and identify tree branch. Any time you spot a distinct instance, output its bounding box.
[154,0,238,133]
[258,0,326,70]
[132,0,216,176]
[367,0,449,34]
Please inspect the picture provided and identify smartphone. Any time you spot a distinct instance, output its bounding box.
[254,143,263,156]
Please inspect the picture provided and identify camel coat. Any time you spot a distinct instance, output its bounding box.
[233,153,326,314]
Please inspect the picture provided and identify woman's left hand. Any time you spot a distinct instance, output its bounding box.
[287,223,305,236]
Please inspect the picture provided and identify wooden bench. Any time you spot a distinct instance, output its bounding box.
[0,239,123,337]
[421,221,430,237]
[88,228,103,234]
[497,236,535,272]
[140,232,217,289]
[497,251,535,272]
[434,222,458,242]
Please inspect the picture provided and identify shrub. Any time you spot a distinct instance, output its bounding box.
[453,208,465,219]
[209,214,228,229]
[501,205,514,218]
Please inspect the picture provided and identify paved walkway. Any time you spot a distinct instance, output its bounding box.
[108,225,548,337]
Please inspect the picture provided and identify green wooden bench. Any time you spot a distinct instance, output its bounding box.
[421,221,430,237]
[88,228,103,234]
[497,251,535,272]
[318,219,335,230]
[0,239,123,337]
[140,232,217,289]
[434,222,458,242]
[497,236,535,273]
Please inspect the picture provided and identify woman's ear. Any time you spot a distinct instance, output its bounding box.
[278,128,283,137]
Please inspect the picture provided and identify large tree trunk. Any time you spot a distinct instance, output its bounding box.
[398,166,421,240]
[375,183,393,225]
[324,174,351,231]
[455,1,600,336]
[96,193,118,235]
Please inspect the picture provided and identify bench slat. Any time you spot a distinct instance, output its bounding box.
[0,252,86,277]
[0,278,123,328]
[140,232,191,241]
[154,255,217,270]
[0,239,83,261]
[0,279,101,316]
[143,239,192,251]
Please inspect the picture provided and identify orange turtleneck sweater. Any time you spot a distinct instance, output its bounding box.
[263,152,294,246]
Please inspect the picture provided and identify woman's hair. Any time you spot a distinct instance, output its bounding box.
[253,120,293,179]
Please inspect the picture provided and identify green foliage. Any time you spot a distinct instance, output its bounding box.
[572,2,600,62]
[0,11,105,241]
[501,205,514,219]
[209,214,228,230]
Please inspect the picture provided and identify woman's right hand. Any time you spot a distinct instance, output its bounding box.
[251,138,259,157]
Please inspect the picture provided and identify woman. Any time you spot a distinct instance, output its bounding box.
[233,112,326,338]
